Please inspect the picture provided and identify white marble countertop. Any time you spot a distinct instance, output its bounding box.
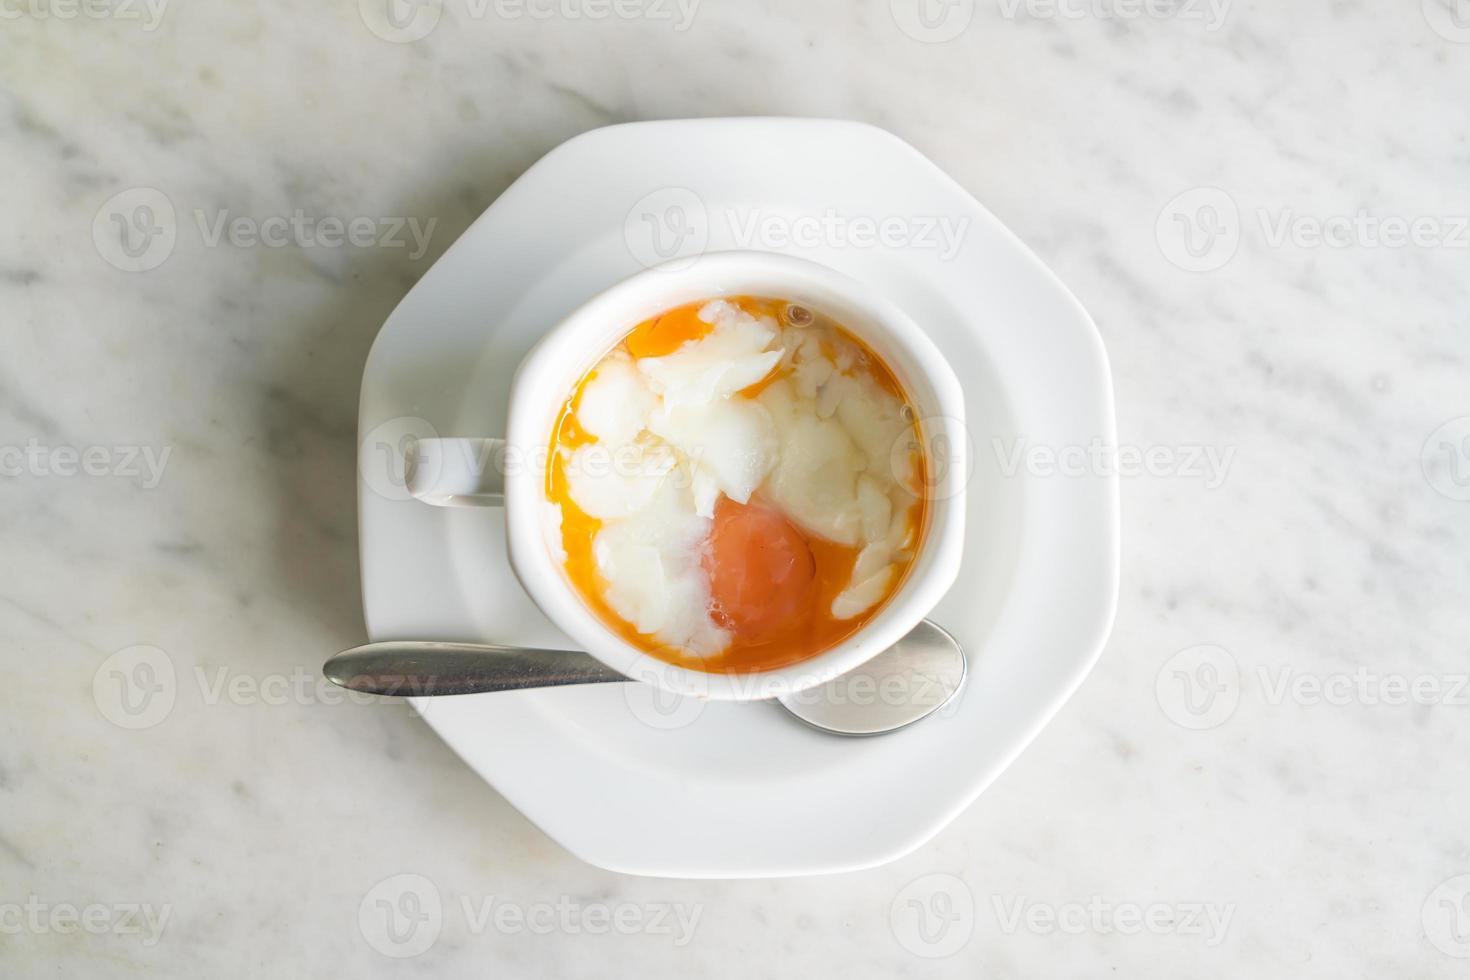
[3,1,1468,975]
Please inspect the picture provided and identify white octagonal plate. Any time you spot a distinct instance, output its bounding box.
[357,118,1118,878]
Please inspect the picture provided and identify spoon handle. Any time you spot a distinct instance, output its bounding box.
[323,641,627,697]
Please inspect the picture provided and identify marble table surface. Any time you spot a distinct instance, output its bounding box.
[3,1,1468,975]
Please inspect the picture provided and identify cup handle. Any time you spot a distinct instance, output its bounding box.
[405,437,506,507]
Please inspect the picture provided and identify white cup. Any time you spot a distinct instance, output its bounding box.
[405,251,966,701]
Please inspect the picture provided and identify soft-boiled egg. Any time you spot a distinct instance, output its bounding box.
[547,296,927,673]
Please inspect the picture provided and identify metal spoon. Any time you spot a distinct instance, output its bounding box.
[323,619,966,737]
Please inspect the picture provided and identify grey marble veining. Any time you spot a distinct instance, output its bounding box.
[1,0,1468,976]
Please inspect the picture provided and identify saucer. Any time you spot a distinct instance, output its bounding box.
[357,118,1118,878]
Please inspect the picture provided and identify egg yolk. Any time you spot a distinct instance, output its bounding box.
[703,496,816,638]
[625,304,713,358]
